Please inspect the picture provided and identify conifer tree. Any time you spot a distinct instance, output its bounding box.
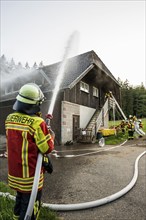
[118,78,146,119]
[39,61,44,67]
[25,62,30,69]
[33,62,38,69]
[9,58,16,69]
[17,62,23,69]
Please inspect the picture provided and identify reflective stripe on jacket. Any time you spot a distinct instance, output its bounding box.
[5,112,54,192]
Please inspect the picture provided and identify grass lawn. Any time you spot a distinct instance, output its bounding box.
[105,118,146,145]
[0,182,59,220]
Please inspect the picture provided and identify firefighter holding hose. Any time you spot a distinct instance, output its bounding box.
[5,83,55,220]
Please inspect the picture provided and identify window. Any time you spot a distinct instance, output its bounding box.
[93,87,99,97]
[80,81,89,93]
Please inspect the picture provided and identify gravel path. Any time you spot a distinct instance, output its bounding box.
[0,137,146,220]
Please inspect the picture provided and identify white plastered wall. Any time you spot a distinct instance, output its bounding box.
[61,101,96,144]
[80,105,96,128]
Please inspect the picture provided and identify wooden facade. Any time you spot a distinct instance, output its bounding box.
[0,50,121,145]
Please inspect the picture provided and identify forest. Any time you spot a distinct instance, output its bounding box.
[117,78,146,119]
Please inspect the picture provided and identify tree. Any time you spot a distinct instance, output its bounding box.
[25,62,30,69]
[118,78,146,119]
[133,85,146,118]
[39,61,44,68]
[33,62,38,69]
[9,58,16,70]
[0,54,9,74]
[17,62,23,69]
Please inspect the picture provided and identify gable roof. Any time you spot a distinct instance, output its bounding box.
[41,50,120,92]
[0,50,120,102]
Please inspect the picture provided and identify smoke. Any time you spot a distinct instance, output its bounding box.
[2,69,37,86]
[0,31,80,101]
[0,56,44,97]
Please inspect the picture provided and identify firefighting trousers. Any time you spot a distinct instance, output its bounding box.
[13,190,42,220]
[128,130,134,139]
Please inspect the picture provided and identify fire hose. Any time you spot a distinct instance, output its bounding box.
[24,31,79,219]
[0,149,145,211]
[43,150,146,211]
[51,140,127,158]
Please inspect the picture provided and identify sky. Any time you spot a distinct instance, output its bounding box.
[1,0,146,87]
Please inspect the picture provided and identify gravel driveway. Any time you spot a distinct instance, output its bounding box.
[0,137,146,220]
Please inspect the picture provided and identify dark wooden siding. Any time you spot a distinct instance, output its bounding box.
[63,84,100,109]
[62,67,121,110]
[0,100,15,134]
[63,68,102,110]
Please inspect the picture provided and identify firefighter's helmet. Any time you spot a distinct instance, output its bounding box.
[129,115,133,119]
[16,83,44,104]
[133,116,137,121]
[13,83,45,114]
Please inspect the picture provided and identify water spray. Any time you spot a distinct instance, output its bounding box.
[24,31,79,220]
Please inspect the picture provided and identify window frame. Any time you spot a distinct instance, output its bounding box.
[93,86,99,97]
[80,81,89,93]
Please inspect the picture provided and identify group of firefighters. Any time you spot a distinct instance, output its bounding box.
[119,115,145,140]
[3,83,146,219]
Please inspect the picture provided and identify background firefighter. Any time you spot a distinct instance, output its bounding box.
[120,120,126,134]
[5,83,55,220]
[127,119,135,140]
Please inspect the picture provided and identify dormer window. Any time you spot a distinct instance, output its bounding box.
[80,81,89,93]
[93,86,99,97]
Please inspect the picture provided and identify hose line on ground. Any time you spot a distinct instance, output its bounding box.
[0,150,145,211]
[52,140,128,158]
[43,150,146,210]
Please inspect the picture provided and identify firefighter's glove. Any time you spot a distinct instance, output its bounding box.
[42,154,53,174]
[45,114,53,129]
[45,114,53,120]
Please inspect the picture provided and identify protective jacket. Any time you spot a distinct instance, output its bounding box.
[5,112,54,193]
[127,122,134,131]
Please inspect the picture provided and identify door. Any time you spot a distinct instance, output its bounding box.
[73,115,80,141]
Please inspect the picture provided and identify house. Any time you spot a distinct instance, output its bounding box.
[0,50,121,145]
